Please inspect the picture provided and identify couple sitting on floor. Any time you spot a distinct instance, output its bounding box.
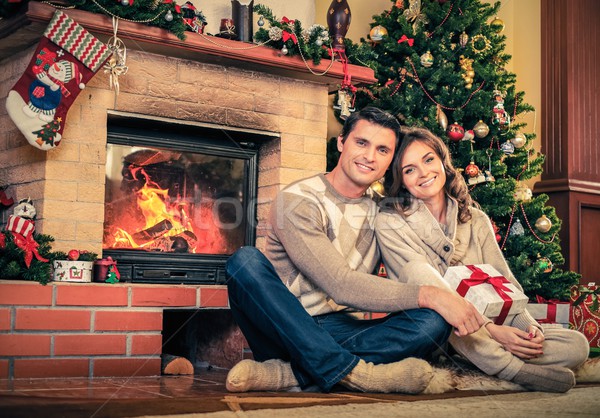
[224,107,589,394]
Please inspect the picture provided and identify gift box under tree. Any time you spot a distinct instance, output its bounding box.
[443,264,529,325]
[527,295,571,328]
[570,283,600,356]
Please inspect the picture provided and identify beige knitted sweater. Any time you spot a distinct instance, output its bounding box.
[265,174,421,317]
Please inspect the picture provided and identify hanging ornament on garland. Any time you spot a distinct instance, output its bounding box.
[459,31,469,48]
[490,16,505,33]
[459,55,475,89]
[369,25,388,44]
[511,132,527,149]
[514,183,533,202]
[491,220,502,243]
[536,255,553,273]
[257,16,265,27]
[484,148,495,182]
[120,0,130,6]
[465,161,480,178]
[510,218,525,236]
[473,120,490,138]
[462,129,475,142]
[436,105,448,130]
[471,34,491,54]
[447,122,465,142]
[535,214,553,233]
[501,139,515,155]
[491,89,511,130]
[420,50,434,67]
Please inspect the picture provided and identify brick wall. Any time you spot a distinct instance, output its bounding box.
[0,280,229,379]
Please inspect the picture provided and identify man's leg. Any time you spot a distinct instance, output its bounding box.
[226,246,359,391]
[314,310,452,364]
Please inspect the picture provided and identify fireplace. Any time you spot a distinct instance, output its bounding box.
[103,117,267,284]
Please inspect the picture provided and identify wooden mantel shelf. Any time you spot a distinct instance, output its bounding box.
[0,1,376,90]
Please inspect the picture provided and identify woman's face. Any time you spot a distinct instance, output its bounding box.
[399,140,446,205]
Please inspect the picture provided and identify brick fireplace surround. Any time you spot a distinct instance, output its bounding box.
[0,2,375,379]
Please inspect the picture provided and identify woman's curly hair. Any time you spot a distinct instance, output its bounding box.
[388,126,477,223]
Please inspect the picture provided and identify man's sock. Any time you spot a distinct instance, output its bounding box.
[339,358,434,394]
[512,363,575,393]
[226,359,299,392]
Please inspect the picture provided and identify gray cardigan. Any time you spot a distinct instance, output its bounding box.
[375,197,540,332]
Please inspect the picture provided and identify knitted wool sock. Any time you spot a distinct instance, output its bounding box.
[226,359,299,392]
[340,358,434,394]
[512,363,575,393]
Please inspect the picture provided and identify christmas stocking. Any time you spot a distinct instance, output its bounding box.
[5,10,112,151]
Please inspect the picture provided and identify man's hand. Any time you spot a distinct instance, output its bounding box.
[418,286,486,336]
[485,323,544,359]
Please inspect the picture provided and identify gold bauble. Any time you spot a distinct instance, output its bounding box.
[473,120,490,138]
[437,105,448,130]
[535,215,553,233]
[491,16,505,33]
[466,70,475,78]
[465,83,473,89]
[511,132,527,148]
[369,25,388,43]
[420,51,434,68]
[369,179,385,197]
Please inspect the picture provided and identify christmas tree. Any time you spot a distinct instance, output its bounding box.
[344,0,579,300]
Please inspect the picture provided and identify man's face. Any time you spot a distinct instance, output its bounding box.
[335,119,396,195]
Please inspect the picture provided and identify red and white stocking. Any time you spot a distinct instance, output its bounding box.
[5,10,111,151]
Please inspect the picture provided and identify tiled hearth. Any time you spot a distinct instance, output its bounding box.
[0,2,375,379]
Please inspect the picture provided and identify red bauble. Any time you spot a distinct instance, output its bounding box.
[495,233,502,243]
[447,122,465,142]
[68,249,80,261]
[465,162,480,177]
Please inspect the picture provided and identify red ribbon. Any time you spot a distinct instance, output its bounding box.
[282,31,298,44]
[281,16,295,25]
[456,265,513,325]
[535,295,568,323]
[12,232,49,268]
[398,34,415,46]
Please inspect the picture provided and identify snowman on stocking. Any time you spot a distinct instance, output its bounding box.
[5,10,112,151]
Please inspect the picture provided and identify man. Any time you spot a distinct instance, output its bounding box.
[225,107,485,394]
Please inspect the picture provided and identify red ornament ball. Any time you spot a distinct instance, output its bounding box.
[447,122,465,142]
[495,233,502,243]
[67,249,80,261]
[465,162,480,178]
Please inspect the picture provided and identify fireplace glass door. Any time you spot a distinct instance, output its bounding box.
[103,122,260,284]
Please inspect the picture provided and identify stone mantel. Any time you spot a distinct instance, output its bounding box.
[0,1,376,91]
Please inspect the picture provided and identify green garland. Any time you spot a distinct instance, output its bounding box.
[1,231,57,285]
[253,4,332,65]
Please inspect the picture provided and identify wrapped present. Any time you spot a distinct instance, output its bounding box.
[570,283,600,351]
[6,215,34,238]
[527,295,571,327]
[53,260,93,282]
[93,256,121,283]
[443,264,529,325]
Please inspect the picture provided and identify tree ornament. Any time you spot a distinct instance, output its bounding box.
[462,129,475,142]
[511,132,527,149]
[465,161,480,178]
[403,0,429,32]
[510,218,525,236]
[514,183,533,202]
[490,16,505,33]
[459,31,469,48]
[165,10,174,22]
[121,0,130,5]
[536,256,553,273]
[535,214,553,233]
[501,140,515,155]
[281,45,288,55]
[447,122,465,142]
[369,178,385,198]
[473,120,490,138]
[67,249,80,261]
[369,25,388,43]
[491,89,511,129]
[436,105,448,130]
[327,0,352,52]
[257,16,265,27]
[459,55,475,89]
[491,220,502,243]
[471,34,491,54]
[420,50,434,67]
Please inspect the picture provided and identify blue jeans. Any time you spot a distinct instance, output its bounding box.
[225,246,451,392]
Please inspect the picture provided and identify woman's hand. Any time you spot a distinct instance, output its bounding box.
[486,323,544,359]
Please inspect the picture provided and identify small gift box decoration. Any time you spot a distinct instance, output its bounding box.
[53,260,93,282]
[443,264,529,325]
[527,295,571,327]
[570,283,600,352]
[93,257,121,283]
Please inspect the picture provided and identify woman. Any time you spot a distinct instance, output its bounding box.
[375,126,589,393]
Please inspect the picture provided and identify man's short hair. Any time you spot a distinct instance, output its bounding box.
[339,107,401,149]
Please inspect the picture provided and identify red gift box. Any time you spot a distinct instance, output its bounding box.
[570,283,600,350]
